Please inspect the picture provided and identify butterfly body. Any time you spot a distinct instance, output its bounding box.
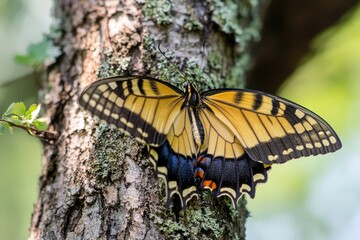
[79,76,341,208]
[182,82,206,150]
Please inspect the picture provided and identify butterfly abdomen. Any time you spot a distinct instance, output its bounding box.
[184,82,206,149]
[188,109,205,149]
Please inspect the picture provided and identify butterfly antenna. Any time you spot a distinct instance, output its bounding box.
[157,42,189,81]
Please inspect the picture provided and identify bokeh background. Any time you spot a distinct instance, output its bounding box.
[0,1,359,239]
[247,6,360,239]
[0,1,51,239]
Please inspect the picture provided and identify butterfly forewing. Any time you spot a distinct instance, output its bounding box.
[202,89,342,164]
[79,76,185,146]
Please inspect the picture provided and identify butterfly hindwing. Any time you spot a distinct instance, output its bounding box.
[202,89,342,164]
[148,108,198,208]
[195,108,271,207]
[79,76,185,146]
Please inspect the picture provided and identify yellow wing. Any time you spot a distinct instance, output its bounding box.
[195,108,270,207]
[148,108,199,208]
[201,89,342,164]
[79,76,185,146]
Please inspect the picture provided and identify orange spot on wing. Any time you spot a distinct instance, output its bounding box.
[203,180,217,190]
[194,169,204,179]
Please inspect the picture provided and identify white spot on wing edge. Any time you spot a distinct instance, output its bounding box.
[137,128,149,138]
[218,188,239,208]
[182,186,198,204]
[108,82,117,90]
[306,143,314,149]
[219,187,237,198]
[120,117,134,128]
[322,139,330,146]
[150,148,158,159]
[296,145,304,151]
[96,104,104,112]
[240,184,252,192]
[103,108,111,116]
[268,154,279,161]
[82,93,90,102]
[295,109,305,119]
[110,112,119,119]
[253,173,266,182]
[282,148,293,155]
[89,99,96,108]
[168,180,177,190]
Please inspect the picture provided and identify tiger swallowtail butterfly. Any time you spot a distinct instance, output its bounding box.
[79,76,341,208]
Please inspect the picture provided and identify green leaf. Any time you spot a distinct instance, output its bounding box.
[14,102,26,116]
[33,118,48,131]
[25,104,41,121]
[1,102,48,137]
[5,116,22,125]
[6,102,26,117]
[3,102,15,117]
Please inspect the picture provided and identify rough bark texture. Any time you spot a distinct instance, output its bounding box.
[29,0,265,239]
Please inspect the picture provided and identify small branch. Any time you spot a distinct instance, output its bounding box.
[0,119,57,143]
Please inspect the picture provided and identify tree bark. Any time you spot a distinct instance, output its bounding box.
[29,0,266,239]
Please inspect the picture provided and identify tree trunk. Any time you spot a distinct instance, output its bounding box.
[29,0,266,239]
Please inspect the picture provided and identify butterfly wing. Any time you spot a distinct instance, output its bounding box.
[80,76,198,208]
[148,109,198,208]
[79,76,185,146]
[201,89,342,164]
[195,108,270,207]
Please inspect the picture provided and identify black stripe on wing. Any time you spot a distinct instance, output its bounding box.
[201,88,342,164]
[79,76,185,146]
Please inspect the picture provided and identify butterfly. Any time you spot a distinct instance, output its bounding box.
[79,76,341,208]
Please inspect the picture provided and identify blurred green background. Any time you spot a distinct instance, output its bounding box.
[0,0,51,239]
[247,5,360,240]
[0,1,359,239]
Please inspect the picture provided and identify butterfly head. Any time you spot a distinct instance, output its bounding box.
[183,82,201,108]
